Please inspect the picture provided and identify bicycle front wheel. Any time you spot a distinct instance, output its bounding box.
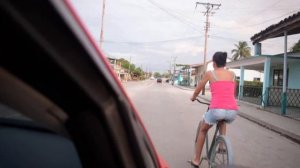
[210,135,233,168]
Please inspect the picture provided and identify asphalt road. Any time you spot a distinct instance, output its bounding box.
[123,80,300,168]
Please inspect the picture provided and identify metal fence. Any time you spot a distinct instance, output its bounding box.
[237,86,300,107]
[243,86,262,97]
[268,87,300,108]
[237,86,300,119]
[267,87,300,119]
[237,85,262,105]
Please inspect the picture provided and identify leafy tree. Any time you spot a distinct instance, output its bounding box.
[231,41,251,60]
[118,58,129,68]
[153,72,161,78]
[114,58,147,80]
[118,58,135,72]
[132,67,144,77]
[163,73,171,78]
[290,39,300,53]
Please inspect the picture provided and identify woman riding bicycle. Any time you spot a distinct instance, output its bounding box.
[190,51,238,167]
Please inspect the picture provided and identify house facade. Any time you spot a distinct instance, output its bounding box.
[107,57,131,82]
[190,60,263,88]
[226,11,300,116]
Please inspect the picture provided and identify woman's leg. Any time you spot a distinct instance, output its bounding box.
[218,121,226,151]
[192,121,212,165]
[219,121,226,135]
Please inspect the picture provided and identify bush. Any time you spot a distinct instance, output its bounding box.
[236,80,263,87]
[235,80,263,97]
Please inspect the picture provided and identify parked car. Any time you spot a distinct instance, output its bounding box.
[0,1,168,168]
[157,78,162,83]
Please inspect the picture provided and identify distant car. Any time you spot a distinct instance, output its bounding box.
[0,1,168,168]
[157,78,162,83]
[165,79,169,83]
[150,76,155,80]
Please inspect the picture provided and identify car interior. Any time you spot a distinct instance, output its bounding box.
[0,1,158,168]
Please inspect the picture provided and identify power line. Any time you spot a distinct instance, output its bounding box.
[244,8,300,27]
[208,8,300,32]
[221,7,296,11]
[146,0,202,33]
[210,35,251,43]
[101,35,203,45]
[244,0,281,17]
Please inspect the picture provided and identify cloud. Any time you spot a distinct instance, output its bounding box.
[143,47,170,56]
[174,42,204,56]
[71,0,300,72]
[160,41,204,57]
[107,52,137,59]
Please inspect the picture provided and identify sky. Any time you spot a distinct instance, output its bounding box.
[70,0,300,73]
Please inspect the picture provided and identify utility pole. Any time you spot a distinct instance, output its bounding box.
[170,56,177,84]
[128,57,131,74]
[128,56,132,80]
[100,0,106,48]
[169,57,173,76]
[195,2,221,95]
[173,56,177,81]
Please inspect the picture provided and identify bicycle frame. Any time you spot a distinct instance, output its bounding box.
[207,120,222,160]
[195,98,234,168]
[197,107,222,164]
[195,99,224,165]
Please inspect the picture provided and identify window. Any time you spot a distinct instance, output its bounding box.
[273,69,288,86]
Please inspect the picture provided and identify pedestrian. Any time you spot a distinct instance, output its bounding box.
[189,51,238,167]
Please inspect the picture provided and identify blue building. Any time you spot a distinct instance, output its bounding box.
[226,11,300,117]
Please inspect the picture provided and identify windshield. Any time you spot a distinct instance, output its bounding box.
[70,1,300,168]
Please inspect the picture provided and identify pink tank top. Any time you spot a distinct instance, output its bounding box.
[209,71,238,110]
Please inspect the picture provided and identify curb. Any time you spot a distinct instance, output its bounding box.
[172,84,194,91]
[174,85,300,143]
[197,95,300,144]
[236,111,300,144]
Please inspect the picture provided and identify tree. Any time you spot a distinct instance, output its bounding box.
[132,67,144,78]
[118,58,135,72]
[290,39,300,53]
[162,73,171,78]
[153,72,161,78]
[231,41,251,60]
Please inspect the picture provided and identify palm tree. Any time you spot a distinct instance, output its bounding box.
[231,41,251,60]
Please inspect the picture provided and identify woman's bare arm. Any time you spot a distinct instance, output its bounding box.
[191,72,210,101]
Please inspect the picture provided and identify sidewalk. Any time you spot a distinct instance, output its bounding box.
[174,84,300,144]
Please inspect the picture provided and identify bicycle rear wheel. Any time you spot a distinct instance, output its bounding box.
[209,135,233,168]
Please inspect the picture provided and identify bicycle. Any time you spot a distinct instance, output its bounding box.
[192,98,234,168]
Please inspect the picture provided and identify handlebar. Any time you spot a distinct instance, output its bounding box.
[195,98,210,105]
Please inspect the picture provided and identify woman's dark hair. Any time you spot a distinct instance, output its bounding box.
[212,52,227,67]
